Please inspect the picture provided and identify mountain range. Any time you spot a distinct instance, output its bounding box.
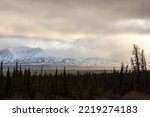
[0,46,121,67]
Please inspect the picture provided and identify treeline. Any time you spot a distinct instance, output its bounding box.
[0,44,150,99]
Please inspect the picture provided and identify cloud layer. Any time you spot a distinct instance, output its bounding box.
[1,0,150,37]
[0,0,150,60]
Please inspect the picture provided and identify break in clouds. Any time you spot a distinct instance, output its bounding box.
[0,0,150,60]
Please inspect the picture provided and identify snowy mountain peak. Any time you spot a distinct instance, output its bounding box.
[0,47,121,67]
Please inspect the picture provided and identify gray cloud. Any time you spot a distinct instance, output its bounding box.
[0,0,150,37]
[0,0,150,60]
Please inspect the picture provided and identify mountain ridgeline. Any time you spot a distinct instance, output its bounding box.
[0,47,120,67]
[0,44,150,99]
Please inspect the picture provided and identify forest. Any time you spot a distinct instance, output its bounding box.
[0,44,150,100]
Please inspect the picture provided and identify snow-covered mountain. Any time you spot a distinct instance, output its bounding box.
[0,48,13,62]
[0,47,121,67]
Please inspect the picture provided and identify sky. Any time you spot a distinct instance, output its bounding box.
[0,0,150,60]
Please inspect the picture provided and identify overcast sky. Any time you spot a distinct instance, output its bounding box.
[0,0,150,59]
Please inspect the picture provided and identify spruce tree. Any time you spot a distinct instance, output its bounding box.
[5,66,11,98]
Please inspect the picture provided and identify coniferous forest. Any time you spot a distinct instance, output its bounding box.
[0,45,150,100]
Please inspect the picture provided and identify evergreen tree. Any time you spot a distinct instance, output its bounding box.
[5,66,11,98]
[0,62,4,98]
[141,50,147,71]
[0,61,3,78]
[119,63,124,94]
[132,44,141,73]
[63,67,66,78]
[55,68,58,78]
[40,65,43,76]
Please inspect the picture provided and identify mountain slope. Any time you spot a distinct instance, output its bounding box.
[0,47,121,67]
